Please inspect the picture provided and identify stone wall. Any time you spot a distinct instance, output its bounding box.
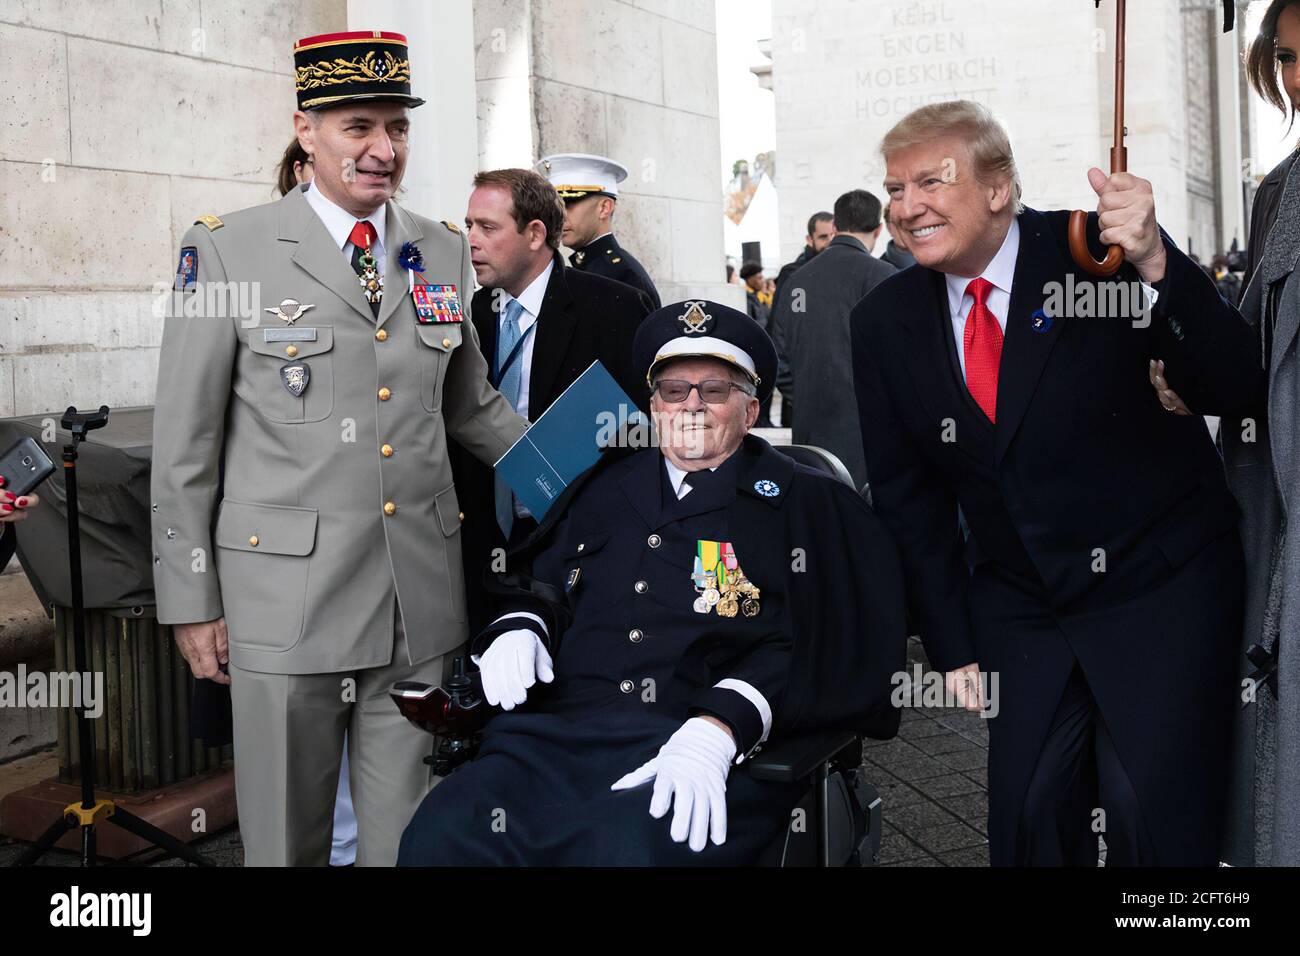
[0,0,347,418]
[768,0,1244,267]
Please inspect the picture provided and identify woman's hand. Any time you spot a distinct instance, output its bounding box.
[0,474,39,525]
[1149,359,1192,416]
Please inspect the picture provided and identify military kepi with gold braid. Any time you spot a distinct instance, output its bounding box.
[293,30,425,111]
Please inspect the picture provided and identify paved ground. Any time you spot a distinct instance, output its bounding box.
[3,639,1008,868]
[869,639,992,866]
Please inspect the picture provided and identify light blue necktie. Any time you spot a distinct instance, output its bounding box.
[495,299,526,538]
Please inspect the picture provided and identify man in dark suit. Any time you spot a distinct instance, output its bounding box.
[770,211,835,428]
[536,153,662,308]
[851,100,1262,866]
[776,189,895,490]
[451,168,652,631]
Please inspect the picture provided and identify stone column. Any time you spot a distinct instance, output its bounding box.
[473,0,740,307]
[348,0,480,222]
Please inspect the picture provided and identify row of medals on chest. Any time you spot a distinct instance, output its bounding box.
[692,558,761,618]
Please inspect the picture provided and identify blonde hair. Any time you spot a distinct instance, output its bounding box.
[880,100,1023,213]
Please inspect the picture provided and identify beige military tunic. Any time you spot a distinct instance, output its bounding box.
[152,185,525,673]
[150,185,526,865]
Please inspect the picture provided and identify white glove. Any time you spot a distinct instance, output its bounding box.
[610,717,737,852]
[474,629,554,710]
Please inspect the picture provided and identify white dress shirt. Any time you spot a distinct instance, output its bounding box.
[304,182,387,275]
[663,458,718,499]
[944,218,1018,381]
[497,257,554,421]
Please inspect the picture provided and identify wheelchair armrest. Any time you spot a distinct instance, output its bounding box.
[746,729,862,783]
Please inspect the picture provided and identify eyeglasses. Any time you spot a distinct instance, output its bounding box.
[653,379,753,404]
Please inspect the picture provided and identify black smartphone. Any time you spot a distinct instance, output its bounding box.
[0,437,56,498]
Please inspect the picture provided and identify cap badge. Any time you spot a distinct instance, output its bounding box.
[679,301,713,335]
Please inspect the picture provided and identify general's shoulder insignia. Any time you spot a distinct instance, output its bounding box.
[754,479,780,498]
[442,220,461,234]
[174,246,198,292]
[679,300,714,335]
[195,214,224,231]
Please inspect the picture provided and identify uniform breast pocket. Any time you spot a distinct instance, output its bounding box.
[415,323,462,413]
[241,327,335,423]
[562,531,613,608]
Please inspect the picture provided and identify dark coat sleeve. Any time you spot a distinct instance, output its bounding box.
[851,297,976,673]
[1068,211,1264,418]
[601,286,653,413]
[772,472,909,741]
[1142,228,1264,418]
[0,525,14,568]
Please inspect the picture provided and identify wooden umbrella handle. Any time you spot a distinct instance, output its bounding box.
[1070,0,1127,278]
[1068,143,1127,277]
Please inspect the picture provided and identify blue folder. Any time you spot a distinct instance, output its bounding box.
[494,360,646,519]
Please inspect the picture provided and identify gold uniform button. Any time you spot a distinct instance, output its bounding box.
[248,535,259,547]
[285,345,299,358]
[442,337,451,348]
[458,511,465,521]
[375,329,388,342]
[378,387,391,401]
[383,501,396,516]
[381,444,394,458]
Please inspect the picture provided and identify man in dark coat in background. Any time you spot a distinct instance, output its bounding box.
[778,188,895,490]
[771,210,835,428]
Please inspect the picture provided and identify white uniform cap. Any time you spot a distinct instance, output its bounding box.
[650,335,757,384]
[536,153,629,200]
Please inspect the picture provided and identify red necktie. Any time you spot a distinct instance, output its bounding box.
[963,277,1003,423]
[348,220,377,254]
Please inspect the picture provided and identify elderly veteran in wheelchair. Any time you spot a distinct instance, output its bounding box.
[398,300,907,866]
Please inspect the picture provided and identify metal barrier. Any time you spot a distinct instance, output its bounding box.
[52,607,231,793]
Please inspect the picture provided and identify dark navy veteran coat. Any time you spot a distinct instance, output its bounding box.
[398,434,907,865]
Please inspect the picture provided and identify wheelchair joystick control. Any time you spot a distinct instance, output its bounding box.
[390,656,490,776]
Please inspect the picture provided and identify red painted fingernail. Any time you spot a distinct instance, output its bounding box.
[1,492,13,502]
[15,498,27,507]
[1,505,11,513]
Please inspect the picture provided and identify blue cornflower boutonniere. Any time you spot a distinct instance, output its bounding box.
[399,241,425,273]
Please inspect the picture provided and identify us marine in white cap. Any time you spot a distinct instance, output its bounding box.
[536,153,662,308]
